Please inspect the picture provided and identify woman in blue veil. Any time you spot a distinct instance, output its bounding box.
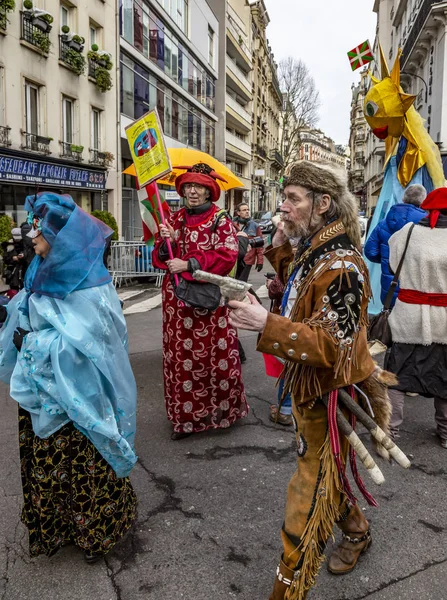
[0,192,138,562]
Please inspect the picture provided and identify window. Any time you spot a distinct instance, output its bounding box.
[60,4,69,28]
[25,81,39,135]
[90,26,97,48]
[208,26,214,68]
[91,108,101,150]
[62,96,74,144]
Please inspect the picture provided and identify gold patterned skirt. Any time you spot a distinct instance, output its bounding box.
[19,408,137,558]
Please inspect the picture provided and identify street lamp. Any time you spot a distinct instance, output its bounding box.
[401,71,428,103]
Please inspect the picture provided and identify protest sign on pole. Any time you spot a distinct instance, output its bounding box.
[125,108,178,284]
[125,108,172,187]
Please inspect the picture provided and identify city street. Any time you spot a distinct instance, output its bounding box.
[0,269,446,600]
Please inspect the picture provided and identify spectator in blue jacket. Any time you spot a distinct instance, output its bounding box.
[364,184,427,307]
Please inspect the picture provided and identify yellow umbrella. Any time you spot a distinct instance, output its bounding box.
[122,148,245,190]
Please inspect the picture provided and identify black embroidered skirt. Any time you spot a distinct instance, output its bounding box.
[19,408,137,558]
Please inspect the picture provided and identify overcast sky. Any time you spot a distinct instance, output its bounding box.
[264,0,377,145]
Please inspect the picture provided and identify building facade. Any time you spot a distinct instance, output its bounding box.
[0,0,119,227]
[209,0,253,213]
[348,68,368,213]
[298,128,349,169]
[119,0,219,238]
[250,0,283,215]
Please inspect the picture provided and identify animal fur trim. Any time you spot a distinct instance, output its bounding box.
[284,161,362,250]
[357,366,396,460]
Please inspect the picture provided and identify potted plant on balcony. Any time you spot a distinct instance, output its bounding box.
[70,144,84,154]
[33,28,51,53]
[68,33,84,52]
[102,151,114,167]
[60,23,69,41]
[32,9,53,33]
[63,47,86,75]
[88,45,113,92]
[0,0,16,31]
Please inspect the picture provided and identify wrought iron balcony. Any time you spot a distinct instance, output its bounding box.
[0,126,11,147]
[21,12,51,53]
[22,132,51,154]
[402,0,443,65]
[88,58,98,79]
[60,142,83,162]
[89,149,107,167]
[269,149,284,167]
[256,144,267,159]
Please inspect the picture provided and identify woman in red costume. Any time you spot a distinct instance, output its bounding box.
[152,163,249,440]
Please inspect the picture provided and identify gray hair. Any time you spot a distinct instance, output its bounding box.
[402,184,427,207]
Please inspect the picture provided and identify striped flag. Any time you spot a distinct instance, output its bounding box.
[347,40,374,71]
[137,182,170,245]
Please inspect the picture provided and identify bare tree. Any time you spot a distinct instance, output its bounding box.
[279,57,321,175]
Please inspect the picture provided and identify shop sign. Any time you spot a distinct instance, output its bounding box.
[0,153,107,190]
[164,191,180,202]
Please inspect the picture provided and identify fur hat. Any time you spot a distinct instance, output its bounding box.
[284,161,362,249]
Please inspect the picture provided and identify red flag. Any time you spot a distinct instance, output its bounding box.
[137,182,171,244]
[263,353,284,378]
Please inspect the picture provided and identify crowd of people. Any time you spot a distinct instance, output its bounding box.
[0,158,445,599]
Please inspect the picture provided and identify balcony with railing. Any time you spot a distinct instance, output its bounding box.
[21,132,51,154]
[0,126,11,147]
[402,0,443,64]
[226,5,252,68]
[89,149,107,167]
[226,59,251,98]
[256,144,268,159]
[226,131,252,158]
[21,11,51,54]
[60,142,83,162]
[226,95,251,128]
[269,149,284,167]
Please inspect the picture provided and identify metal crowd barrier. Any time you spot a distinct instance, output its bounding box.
[109,241,165,288]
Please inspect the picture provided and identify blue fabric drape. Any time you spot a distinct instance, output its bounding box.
[0,193,137,477]
[24,192,112,299]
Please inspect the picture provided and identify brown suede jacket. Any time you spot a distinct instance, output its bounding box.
[257,220,376,404]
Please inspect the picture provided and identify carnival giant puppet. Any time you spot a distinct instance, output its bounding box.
[363,46,445,313]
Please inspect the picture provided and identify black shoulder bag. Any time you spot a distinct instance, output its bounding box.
[367,223,415,347]
[173,211,230,311]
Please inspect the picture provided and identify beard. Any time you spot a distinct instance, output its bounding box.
[282,208,321,240]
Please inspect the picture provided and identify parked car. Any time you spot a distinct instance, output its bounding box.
[252,209,281,234]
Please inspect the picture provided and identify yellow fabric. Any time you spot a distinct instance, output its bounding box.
[364,45,445,188]
[122,149,245,191]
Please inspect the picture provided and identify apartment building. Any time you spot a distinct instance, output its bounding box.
[119,0,219,237]
[209,0,253,213]
[0,0,119,226]
[348,68,368,213]
[364,0,447,215]
[250,0,283,214]
[298,128,348,169]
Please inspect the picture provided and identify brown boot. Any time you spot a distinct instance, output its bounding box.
[327,504,371,575]
[269,558,306,600]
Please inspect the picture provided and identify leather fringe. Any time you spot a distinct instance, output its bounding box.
[285,435,343,600]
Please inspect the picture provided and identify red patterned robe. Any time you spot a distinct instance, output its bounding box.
[152,204,249,434]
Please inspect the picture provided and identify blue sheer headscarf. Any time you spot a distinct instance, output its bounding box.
[24,192,112,299]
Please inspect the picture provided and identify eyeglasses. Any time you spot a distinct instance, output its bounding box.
[184,183,206,192]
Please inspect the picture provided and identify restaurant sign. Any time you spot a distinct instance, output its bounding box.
[0,153,107,190]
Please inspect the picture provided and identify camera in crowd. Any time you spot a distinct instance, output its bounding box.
[248,236,265,249]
